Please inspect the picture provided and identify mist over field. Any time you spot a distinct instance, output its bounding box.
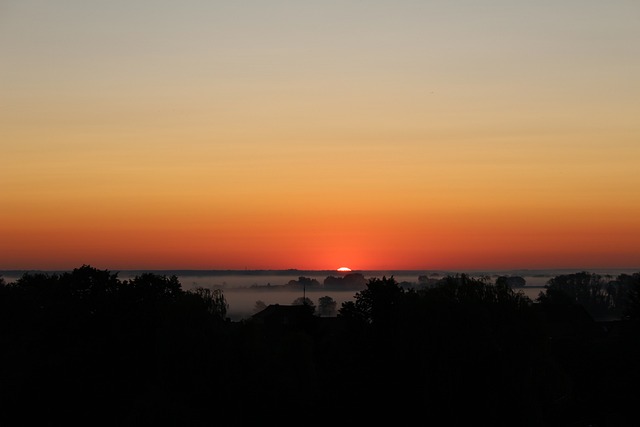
[133,268,640,320]
[4,267,637,321]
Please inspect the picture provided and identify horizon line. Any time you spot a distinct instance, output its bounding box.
[2,266,639,273]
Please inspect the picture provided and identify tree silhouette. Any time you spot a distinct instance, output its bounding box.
[287,276,320,287]
[338,276,404,327]
[188,287,228,320]
[317,295,337,317]
[615,272,640,319]
[292,296,315,312]
[253,299,267,313]
[536,271,612,318]
[325,272,366,288]
[124,271,182,302]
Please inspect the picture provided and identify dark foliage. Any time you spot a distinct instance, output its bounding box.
[0,265,230,426]
[286,276,321,288]
[1,267,639,426]
[316,295,337,317]
[323,272,367,289]
[537,271,638,319]
[610,272,640,319]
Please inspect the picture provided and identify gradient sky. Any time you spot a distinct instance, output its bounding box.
[1,0,639,271]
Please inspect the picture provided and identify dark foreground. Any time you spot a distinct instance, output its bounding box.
[1,266,639,426]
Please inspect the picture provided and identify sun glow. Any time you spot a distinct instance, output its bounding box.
[337,267,352,272]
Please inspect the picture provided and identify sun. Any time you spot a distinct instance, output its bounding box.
[337,267,352,272]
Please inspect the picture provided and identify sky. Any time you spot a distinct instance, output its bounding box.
[1,0,639,271]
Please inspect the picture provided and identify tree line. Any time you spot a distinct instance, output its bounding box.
[1,266,639,426]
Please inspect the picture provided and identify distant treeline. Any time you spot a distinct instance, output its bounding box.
[284,270,640,320]
[1,266,639,426]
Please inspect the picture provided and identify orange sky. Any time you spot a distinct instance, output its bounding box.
[1,1,639,271]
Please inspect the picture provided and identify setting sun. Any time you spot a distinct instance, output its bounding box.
[337,267,352,272]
